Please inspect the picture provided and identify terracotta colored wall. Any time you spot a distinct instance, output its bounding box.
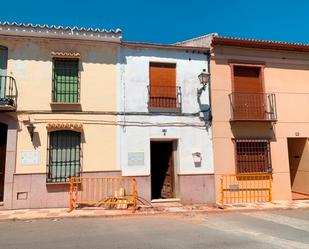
[211,46,309,202]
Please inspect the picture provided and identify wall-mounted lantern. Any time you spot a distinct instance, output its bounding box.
[197,70,212,125]
[26,123,36,142]
[192,151,202,167]
[197,71,210,97]
[198,71,210,86]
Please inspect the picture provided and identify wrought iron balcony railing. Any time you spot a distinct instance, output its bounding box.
[147,85,182,112]
[229,92,277,121]
[0,75,17,111]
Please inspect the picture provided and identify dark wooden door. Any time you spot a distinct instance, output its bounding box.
[0,123,7,202]
[149,63,176,108]
[233,66,265,119]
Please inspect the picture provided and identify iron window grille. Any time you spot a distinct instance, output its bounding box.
[234,139,272,174]
[47,130,81,183]
[52,59,80,103]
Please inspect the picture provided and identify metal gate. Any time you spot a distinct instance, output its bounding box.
[220,174,272,205]
[69,176,137,211]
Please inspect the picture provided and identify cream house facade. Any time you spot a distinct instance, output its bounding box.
[0,23,121,209]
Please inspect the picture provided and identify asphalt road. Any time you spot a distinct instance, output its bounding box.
[1,209,309,249]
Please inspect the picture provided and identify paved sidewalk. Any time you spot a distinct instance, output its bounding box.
[1,200,309,221]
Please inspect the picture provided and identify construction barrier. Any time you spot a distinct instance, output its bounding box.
[220,174,272,205]
[69,176,137,211]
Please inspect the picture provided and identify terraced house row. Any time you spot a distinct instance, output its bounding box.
[0,22,308,210]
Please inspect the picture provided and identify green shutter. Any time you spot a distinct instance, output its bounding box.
[0,46,8,98]
[49,131,81,182]
[54,60,79,103]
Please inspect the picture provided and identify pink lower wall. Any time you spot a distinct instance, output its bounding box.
[10,173,215,209]
[178,174,215,204]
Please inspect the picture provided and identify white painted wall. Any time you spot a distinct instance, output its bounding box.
[119,45,213,176]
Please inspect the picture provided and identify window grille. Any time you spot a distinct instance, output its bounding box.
[52,59,79,103]
[47,130,81,183]
[234,139,272,174]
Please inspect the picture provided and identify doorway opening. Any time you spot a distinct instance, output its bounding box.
[0,123,7,202]
[287,138,309,200]
[150,141,176,200]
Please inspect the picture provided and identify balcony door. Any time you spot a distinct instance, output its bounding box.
[233,65,265,120]
[0,46,8,99]
[149,62,176,108]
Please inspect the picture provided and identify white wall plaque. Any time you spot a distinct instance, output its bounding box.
[21,150,40,165]
[128,152,144,166]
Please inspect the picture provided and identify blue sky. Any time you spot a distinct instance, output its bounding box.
[1,0,308,44]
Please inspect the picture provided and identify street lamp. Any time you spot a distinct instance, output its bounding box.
[198,71,210,86]
[197,71,210,96]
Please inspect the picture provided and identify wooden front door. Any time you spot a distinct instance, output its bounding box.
[233,66,265,120]
[0,123,7,202]
[149,62,176,108]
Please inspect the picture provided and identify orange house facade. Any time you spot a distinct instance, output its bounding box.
[210,36,309,203]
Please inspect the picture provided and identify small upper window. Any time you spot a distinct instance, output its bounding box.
[52,59,79,103]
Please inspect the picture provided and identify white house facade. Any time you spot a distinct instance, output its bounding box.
[118,42,215,204]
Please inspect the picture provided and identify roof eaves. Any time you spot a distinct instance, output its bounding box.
[123,41,209,51]
[0,21,122,42]
[174,33,218,46]
[212,36,309,52]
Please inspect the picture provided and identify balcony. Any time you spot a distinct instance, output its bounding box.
[229,92,277,121]
[148,85,182,112]
[0,76,17,111]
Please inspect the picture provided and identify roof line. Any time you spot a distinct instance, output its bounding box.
[0,21,121,34]
[122,41,209,51]
[174,33,218,45]
[0,21,122,41]
[212,36,309,52]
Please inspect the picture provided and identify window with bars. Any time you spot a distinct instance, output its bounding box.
[47,130,81,183]
[234,139,272,174]
[52,59,79,103]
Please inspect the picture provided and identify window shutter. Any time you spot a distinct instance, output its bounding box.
[53,59,79,103]
[0,46,8,98]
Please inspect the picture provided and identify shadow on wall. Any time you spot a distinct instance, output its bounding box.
[32,132,41,148]
[231,122,276,141]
